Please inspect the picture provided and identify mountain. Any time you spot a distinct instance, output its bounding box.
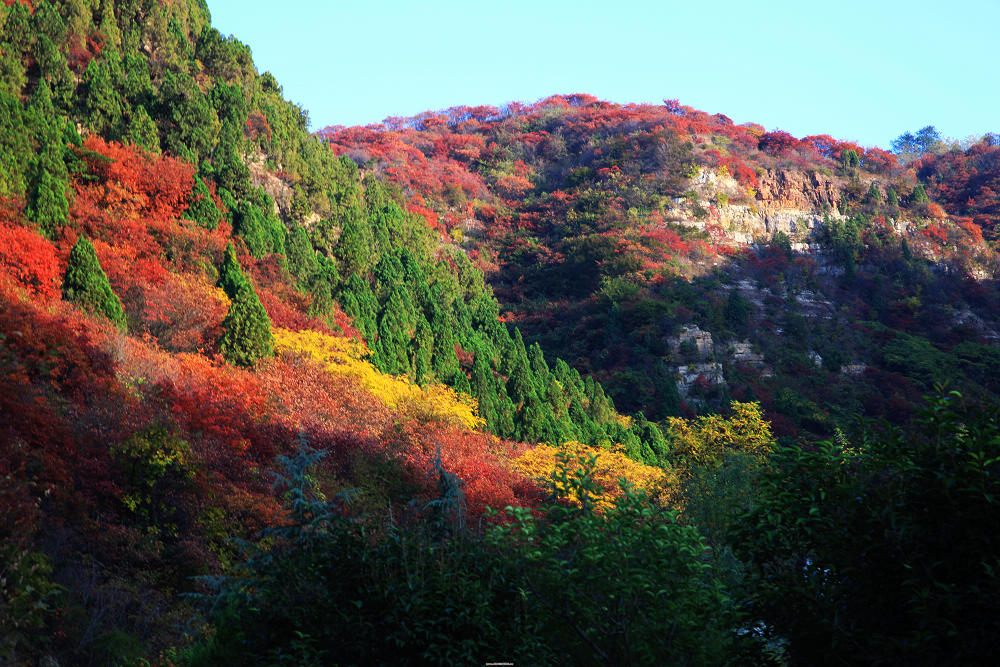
[1,2,999,665]
[322,96,1000,435]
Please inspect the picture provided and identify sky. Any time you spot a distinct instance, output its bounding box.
[205,0,999,149]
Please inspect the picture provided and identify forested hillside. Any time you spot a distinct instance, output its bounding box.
[323,97,1000,436]
[1,1,998,665]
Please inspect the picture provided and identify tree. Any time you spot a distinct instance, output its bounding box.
[217,243,250,299]
[333,214,372,277]
[736,392,1000,665]
[82,50,125,139]
[26,164,69,237]
[62,237,127,330]
[219,282,274,367]
[125,105,160,154]
[183,175,222,229]
[891,125,944,163]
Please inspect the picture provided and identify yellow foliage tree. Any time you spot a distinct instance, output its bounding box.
[665,401,773,471]
[514,440,679,510]
[272,328,482,431]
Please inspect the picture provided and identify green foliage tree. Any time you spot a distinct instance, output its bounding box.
[736,391,1000,665]
[125,105,160,153]
[183,176,221,229]
[217,243,250,300]
[373,284,416,375]
[188,444,748,665]
[83,49,125,138]
[219,281,274,367]
[333,214,373,278]
[26,163,69,237]
[62,236,127,330]
[233,201,285,259]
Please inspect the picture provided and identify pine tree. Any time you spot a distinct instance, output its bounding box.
[126,105,160,154]
[340,273,378,344]
[183,175,221,228]
[220,282,274,367]
[430,303,461,384]
[62,236,127,330]
[217,243,250,299]
[27,162,69,237]
[286,223,318,288]
[410,316,434,385]
[83,49,125,138]
[333,214,373,278]
[373,285,416,375]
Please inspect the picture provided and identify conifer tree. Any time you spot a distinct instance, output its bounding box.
[470,346,515,437]
[63,236,127,329]
[183,175,221,229]
[27,161,69,237]
[220,282,274,368]
[126,105,160,154]
[333,214,372,278]
[430,303,461,384]
[528,342,551,398]
[286,223,318,288]
[0,39,26,97]
[234,201,285,258]
[339,273,378,344]
[83,49,125,138]
[373,285,416,375]
[217,243,250,299]
[410,316,434,385]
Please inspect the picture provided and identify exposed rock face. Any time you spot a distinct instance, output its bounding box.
[675,362,726,399]
[671,324,715,357]
[755,168,842,213]
[247,151,293,217]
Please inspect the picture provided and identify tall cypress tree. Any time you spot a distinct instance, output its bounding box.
[63,236,127,330]
[220,282,274,368]
[126,105,160,154]
[27,163,69,237]
[217,243,249,299]
[373,285,416,375]
[184,175,221,229]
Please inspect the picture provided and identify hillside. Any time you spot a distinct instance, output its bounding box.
[322,97,1000,435]
[1,2,999,665]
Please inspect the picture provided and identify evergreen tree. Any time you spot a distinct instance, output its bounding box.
[27,162,69,237]
[470,346,515,438]
[373,285,416,375]
[125,105,160,153]
[724,290,750,332]
[212,117,250,198]
[217,243,250,299]
[339,273,378,344]
[183,175,221,229]
[286,223,318,288]
[429,302,461,384]
[0,39,26,97]
[333,214,373,277]
[62,236,127,330]
[528,342,551,398]
[233,201,285,258]
[410,316,434,385]
[97,0,122,52]
[219,282,274,368]
[83,49,125,138]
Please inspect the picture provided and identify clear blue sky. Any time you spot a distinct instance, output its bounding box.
[206,0,999,149]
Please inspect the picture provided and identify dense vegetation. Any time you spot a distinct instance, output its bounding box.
[0,1,997,665]
[323,98,1000,437]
